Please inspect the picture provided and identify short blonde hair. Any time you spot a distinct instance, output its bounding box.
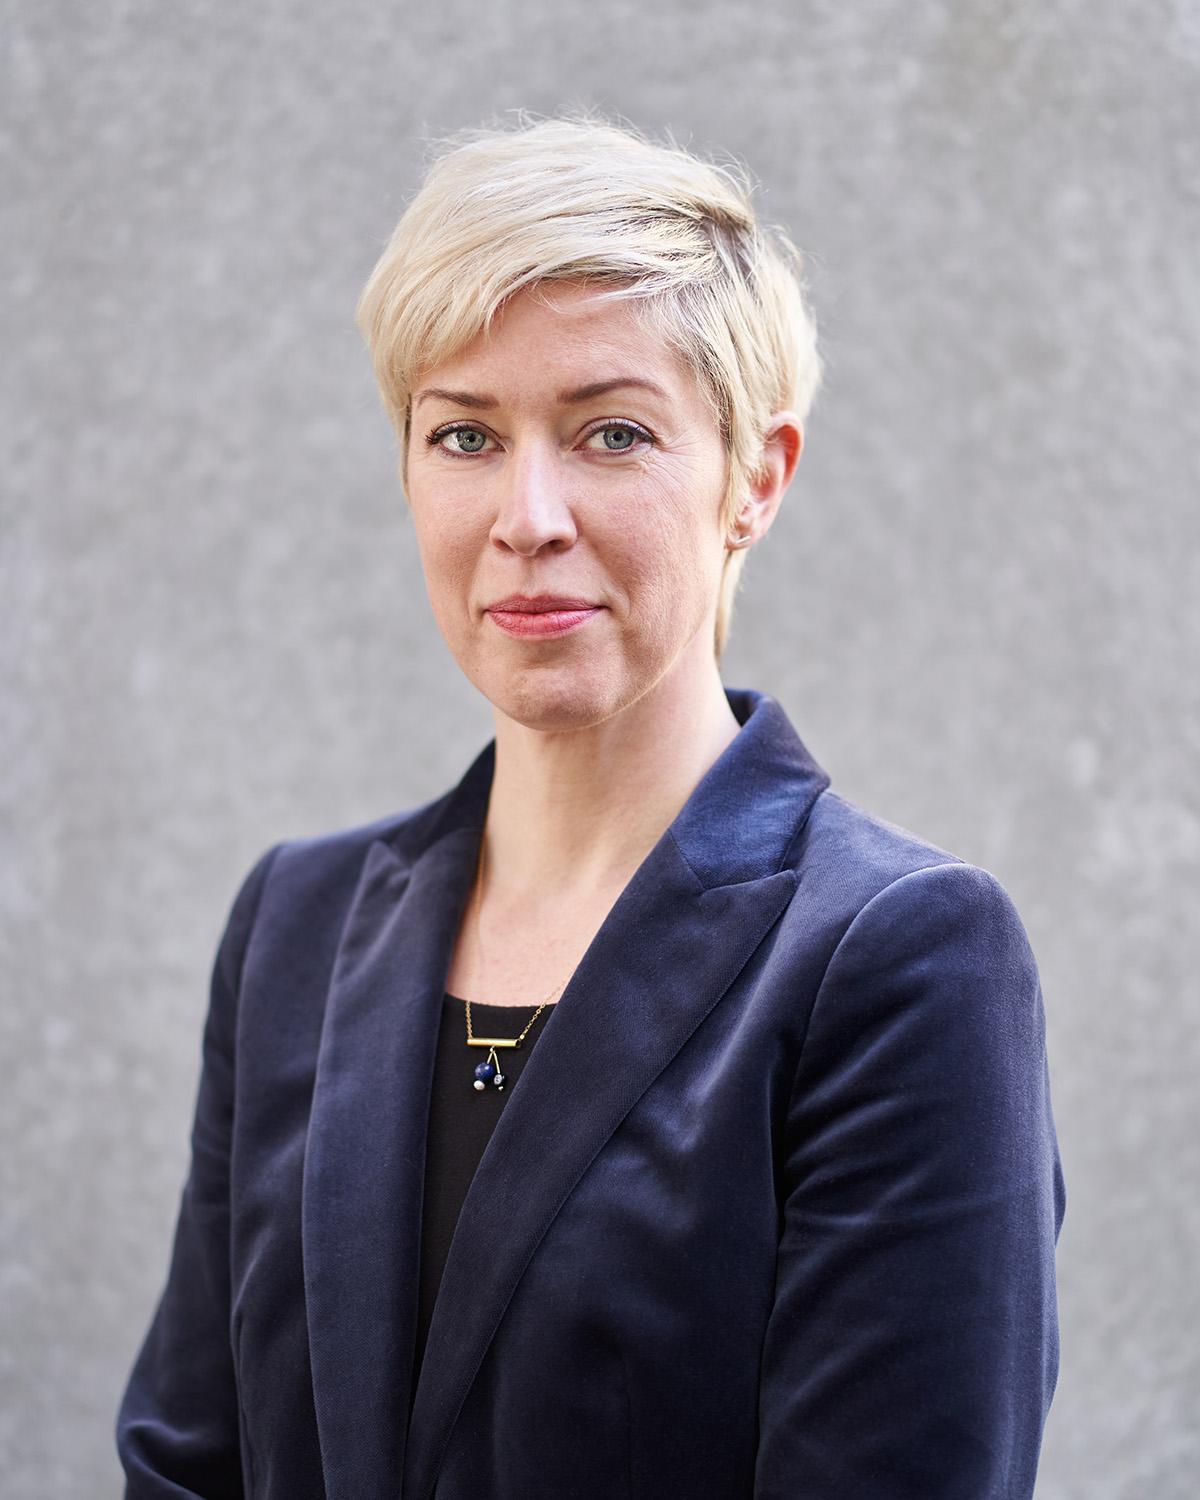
[355,109,822,659]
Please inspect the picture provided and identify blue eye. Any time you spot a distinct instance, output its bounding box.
[584,421,653,453]
[426,424,490,456]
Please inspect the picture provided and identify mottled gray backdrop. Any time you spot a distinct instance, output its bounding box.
[4,1,1197,1495]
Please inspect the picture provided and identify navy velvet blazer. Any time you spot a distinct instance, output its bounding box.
[116,686,1066,1499]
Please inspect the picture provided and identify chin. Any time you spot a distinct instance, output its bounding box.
[478,658,639,733]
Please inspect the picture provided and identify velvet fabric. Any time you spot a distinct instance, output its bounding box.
[116,685,1065,1499]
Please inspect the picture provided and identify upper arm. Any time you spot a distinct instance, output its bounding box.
[754,860,1066,1500]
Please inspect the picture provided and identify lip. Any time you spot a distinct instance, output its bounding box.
[486,603,604,639]
[487,594,600,613]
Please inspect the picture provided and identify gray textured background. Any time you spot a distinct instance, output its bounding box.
[4,2,1197,1495]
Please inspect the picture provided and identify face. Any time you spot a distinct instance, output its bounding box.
[403,280,737,731]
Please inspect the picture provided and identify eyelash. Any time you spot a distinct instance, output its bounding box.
[422,418,655,459]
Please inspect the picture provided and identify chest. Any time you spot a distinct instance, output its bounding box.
[443,886,628,1006]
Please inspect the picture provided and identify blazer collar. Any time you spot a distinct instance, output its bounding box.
[300,686,830,1500]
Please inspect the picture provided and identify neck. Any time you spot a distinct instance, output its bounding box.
[481,649,742,906]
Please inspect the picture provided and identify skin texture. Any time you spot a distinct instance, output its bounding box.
[403,280,804,1002]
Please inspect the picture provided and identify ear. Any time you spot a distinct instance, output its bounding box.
[727,412,805,544]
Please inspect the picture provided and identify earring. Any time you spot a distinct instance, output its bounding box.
[725,531,753,551]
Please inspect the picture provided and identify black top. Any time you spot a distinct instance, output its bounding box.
[412,993,557,1398]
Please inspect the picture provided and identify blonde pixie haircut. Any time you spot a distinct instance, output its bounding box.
[355,109,822,660]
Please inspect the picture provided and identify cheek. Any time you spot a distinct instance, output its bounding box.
[600,485,722,636]
[413,511,483,609]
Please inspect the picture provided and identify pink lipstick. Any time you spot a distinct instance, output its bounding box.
[487,606,603,639]
[485,593,605,640]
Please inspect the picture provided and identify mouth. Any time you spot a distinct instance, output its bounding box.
[485,600,605,640]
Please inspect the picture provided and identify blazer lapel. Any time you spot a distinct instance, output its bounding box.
[301,818,479,1500]
[301,686,830,1500]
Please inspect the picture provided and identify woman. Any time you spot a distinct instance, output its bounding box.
[116,114,1066,1499]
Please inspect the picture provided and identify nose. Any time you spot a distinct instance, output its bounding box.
[488,437,578,556]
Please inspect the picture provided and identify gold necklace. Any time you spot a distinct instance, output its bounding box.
[464,835,568,1093]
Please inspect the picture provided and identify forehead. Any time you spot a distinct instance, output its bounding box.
[415,281,696,410]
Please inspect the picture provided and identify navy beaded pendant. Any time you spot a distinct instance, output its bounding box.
[473,1045,506,1092]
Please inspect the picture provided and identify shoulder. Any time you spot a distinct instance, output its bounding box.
[787,785,1036,978]
[799,783,958,878]
[781,791,1046,1111]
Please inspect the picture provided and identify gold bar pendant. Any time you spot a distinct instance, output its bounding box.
[467,1036,523,1048]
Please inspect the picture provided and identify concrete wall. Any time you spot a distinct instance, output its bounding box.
[4,2,1196,1494]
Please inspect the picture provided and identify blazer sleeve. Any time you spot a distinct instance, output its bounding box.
[115,841,282,1498]
[753,860,1067,1500]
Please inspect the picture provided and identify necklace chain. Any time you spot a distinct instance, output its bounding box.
[463,833,568,1047]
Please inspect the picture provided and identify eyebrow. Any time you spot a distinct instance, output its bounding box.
[413,376,672,411]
